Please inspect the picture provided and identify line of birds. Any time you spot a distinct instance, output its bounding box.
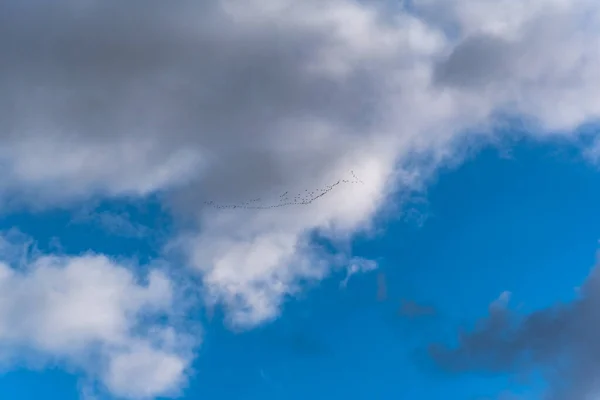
[203,171,365,210]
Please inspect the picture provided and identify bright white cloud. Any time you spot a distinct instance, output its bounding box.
[1,0,600,379]
[103,343,188,400]
[0,236,196,399]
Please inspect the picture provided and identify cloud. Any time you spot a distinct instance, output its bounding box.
[0,233,197,399]
[71,208,152,239]
[429,263,600,400]
[434,34,513,89]
[1,0,600,334]
[398,299,437,318]
[420,0,600,131]
[340,257,378,288]
[377,273,388,302]
[103,343,188,400]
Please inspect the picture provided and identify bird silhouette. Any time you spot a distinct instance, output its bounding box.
[203,171,365,210]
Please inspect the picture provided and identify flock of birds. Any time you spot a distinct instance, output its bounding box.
[203,171,365,210]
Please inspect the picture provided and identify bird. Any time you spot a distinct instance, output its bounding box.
[203,170,365,210]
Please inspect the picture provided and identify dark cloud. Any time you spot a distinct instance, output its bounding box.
[0,0,385,205]
[434,34,512,89]
[430,261,600,400]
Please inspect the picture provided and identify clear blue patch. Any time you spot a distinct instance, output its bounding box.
[0,369,80,400]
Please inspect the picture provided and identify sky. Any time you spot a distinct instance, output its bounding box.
[2,0,600,399]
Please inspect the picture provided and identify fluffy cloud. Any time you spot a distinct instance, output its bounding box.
[2,0,600,351]
[0,235,196,399]
[430,265,600,400]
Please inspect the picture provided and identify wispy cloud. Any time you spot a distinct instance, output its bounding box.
[398,299,438,318]
[71,208,151,239]
[430,260,600,399]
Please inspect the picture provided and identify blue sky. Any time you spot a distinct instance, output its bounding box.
[3,1,600,400]
[2,137,598,399]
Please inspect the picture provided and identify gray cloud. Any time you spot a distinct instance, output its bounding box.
[430,263,600,400]
[434,34,512,89]
[2,0,600,347]
[0,0,385,205]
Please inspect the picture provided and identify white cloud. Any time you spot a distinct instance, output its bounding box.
[340,257,378,288]
[1,0,600,342]
[0,235,196,399]
[103,343,187,399]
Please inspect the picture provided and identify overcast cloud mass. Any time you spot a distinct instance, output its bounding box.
[2,0,600,398]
